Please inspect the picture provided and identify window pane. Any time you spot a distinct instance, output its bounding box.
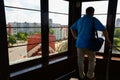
[5,3,41,65]
[113,0,120,54]
[5,8,40,23]
[49,0,68,13]
[82,1,108,53]
[49,0,68,56]
[82,1,108,14]
[117,0,120,13]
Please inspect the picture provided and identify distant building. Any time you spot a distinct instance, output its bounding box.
[115,18,120,27]
[49,19,53,27]
[7,19,68,41]
[52,23,68,40]
[7,23,12,35]
[7,22,41,35]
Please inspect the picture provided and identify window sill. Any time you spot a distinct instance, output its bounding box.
[111,57,120,61]
[10,55,68,78]
[49,56,68,64]
[10,64,42,77]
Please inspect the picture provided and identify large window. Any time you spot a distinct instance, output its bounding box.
[82,1,108,54]
[48,0,69,56]
[4,0,41,65]
[4,0,69,65]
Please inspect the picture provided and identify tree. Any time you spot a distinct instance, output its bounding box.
[34,31,41,34]
[114,28,120,51]
[15,32,27,41]
[114,28,120,37]
[8,35,17,46]
[49,29,54,34]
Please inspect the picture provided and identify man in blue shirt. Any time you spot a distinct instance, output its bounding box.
[70,7,111,80]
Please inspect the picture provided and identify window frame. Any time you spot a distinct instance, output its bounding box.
[6,0,69,77]
[0,1,9,79]
[0,0,120,79]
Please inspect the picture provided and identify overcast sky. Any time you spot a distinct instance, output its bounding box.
[4,0,120,25]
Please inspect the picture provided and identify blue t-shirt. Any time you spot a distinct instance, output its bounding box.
[70,15,105,48]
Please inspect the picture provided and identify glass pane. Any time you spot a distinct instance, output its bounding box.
[5,8,40,23]
[113,0,120,54]
[82,1,108,14]
[5,6,41,65]
[117,0,120,13]
[49,0,68,56]
[82,1,108,53]
[4,0,40,10]
[49,0,68,13]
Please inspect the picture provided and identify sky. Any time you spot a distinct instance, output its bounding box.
[4,0,120,25]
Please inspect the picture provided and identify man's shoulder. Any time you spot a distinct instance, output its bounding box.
[93,17,99,21]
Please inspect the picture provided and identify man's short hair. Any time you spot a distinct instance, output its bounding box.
[86,7,94,13]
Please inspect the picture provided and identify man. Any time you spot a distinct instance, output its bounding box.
[70,7,111,80]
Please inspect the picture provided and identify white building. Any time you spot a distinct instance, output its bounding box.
[7,22,41,35]
[115,18,120,27]
[52,23,68,40]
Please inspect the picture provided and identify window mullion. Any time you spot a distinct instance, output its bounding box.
[0,0,9,79]
[104,0,118,59]
[41,0,49,66]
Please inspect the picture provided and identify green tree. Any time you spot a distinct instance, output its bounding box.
[8,35,17,45]
[114,28,120,50]
[49,29,54,34]
[114,28,120,37]
[15,32,27,41]
[34,31,41,34]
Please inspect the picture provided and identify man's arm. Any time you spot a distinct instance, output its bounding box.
[70,29,77,39]
[102,29,111,47]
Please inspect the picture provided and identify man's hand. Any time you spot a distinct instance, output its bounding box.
[70,29,77,39]
[105,39,111,48]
